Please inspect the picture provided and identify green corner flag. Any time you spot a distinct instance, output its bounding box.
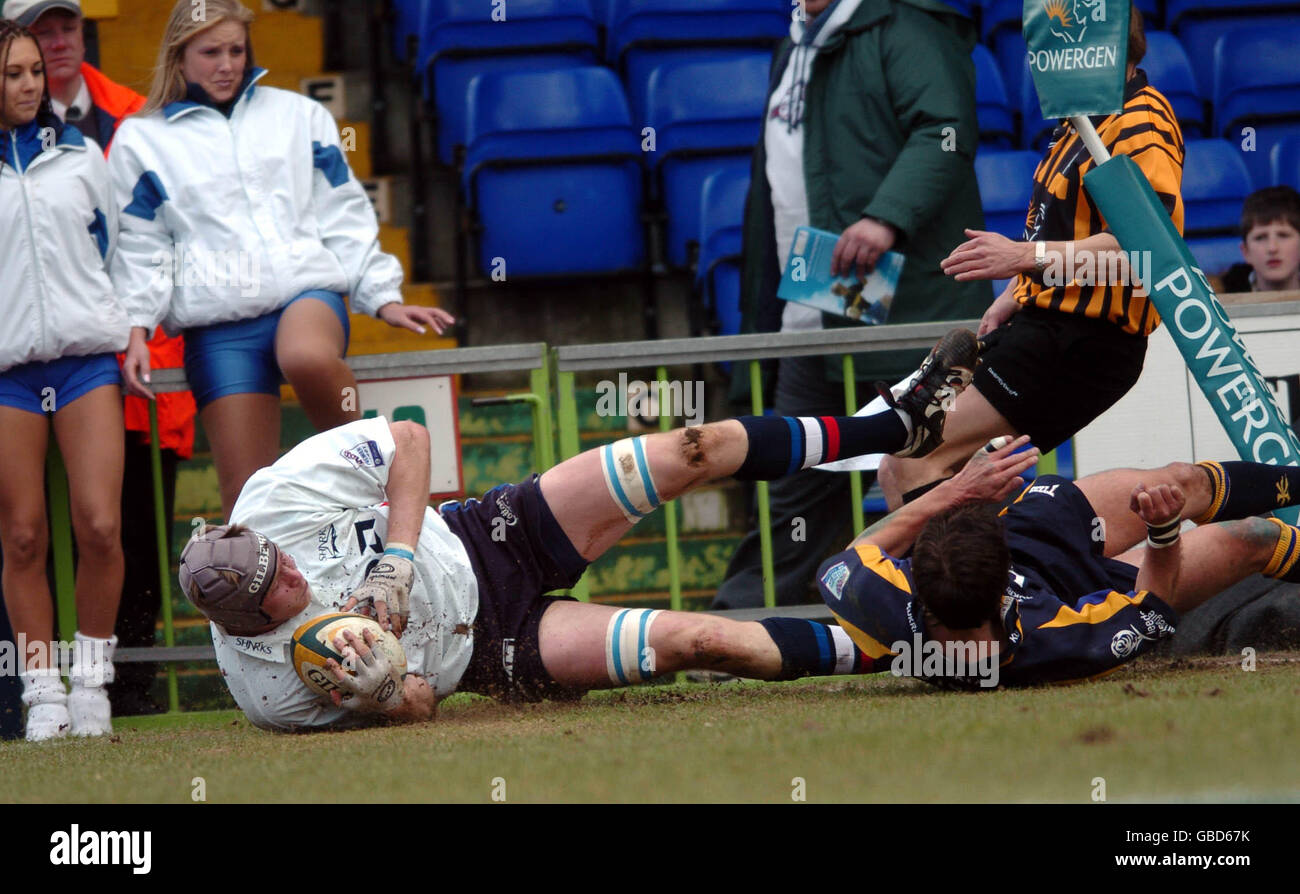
[1023,0,1300,522]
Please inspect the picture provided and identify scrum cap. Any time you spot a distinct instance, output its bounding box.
[179,525,281,635]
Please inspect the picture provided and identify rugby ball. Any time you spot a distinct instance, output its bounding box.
[290,612,407,699]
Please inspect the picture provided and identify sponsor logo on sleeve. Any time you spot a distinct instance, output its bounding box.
[820,561,850,601]
[340,439,386,469]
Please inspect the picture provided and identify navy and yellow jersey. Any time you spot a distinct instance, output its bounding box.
[817,477,1181,687]
[1010,69,1184,337]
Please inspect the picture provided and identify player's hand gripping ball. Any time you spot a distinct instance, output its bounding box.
[291,612,407,706]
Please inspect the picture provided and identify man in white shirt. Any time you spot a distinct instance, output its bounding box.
[178,330,986,730]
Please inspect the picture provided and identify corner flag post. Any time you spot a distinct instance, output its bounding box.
[1023,0,1300,522]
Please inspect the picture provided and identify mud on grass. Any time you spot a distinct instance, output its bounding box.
[1,655,1297,803]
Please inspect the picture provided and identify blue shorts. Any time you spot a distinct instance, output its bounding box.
[183,290,350,409]
[0,353,121,415]
[440,476,590,702]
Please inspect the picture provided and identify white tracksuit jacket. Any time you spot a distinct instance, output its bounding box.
[0,119,129,373]
[108,68,404,335]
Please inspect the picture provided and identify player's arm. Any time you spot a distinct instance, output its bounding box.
[1130,482,1186,602]
[855,435,1039,555]
[344,421,430,635]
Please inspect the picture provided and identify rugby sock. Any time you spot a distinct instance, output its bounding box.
[733,412,909,481]
[758,618,867,681]
[1189,461,1300,525]
[901,477,952,505]
[1261,519,1300,582]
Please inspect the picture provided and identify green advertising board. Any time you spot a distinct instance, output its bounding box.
[1022,0,1128,119]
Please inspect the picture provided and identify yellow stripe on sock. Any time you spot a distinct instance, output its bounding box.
[1189,461,1227,525]
[1262,518,1300,579]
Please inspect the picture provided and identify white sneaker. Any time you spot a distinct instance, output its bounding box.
[26,703,72,742]
[69,686,113,737]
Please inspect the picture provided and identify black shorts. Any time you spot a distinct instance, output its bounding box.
[440,476,590,702]
[1003,475,1138,598]
[974,308,1147,452]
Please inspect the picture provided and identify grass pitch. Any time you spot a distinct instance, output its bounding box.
[2,655,1297,803]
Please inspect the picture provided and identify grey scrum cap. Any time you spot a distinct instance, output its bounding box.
[179,525,281,635]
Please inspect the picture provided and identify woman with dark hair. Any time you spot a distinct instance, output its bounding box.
[0,20,129,741]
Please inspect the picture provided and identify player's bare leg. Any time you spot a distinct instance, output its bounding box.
[275,297,361,431]
[1075,462,1213,556]
[538,601,783,688]
[539,420,748,560]
[1113,517,1282,612]
[201,393,281,520]
[878,384,1021,510]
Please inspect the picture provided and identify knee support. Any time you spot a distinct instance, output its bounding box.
[600,437,662,524]
[604,608,662,685]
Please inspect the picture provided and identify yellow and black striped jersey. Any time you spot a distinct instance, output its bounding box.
[1011,69,1185,336]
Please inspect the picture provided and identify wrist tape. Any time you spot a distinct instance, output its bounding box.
[1146,518,1181,549]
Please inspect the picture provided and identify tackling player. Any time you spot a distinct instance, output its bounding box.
[820,436,1300,687]
[178,331,980,730]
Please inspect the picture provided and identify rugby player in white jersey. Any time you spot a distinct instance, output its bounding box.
[179,330,1023,730]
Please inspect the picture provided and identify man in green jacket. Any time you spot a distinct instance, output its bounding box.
[714,0,991,610]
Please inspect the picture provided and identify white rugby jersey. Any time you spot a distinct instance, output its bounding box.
[214,417,478,731]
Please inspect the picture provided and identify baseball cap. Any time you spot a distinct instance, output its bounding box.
[179,525,282,635]
[4,0,82,27]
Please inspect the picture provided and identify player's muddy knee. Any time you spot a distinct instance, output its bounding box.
[678,426,708,469]
[685,618,734,669]
[1227,516,1283,562]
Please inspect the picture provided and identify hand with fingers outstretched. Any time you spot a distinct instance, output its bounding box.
[378,303,455,336]
[324,628,405,715]
[948,434,1042,505]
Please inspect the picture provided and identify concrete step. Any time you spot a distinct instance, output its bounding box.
[361,172,414,226]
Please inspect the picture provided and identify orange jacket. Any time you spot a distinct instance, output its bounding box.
[84,64,197,458]
[80,62,145,149]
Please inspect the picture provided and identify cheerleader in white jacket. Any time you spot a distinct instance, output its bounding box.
[0,21,129,741]
[111,0,452,518]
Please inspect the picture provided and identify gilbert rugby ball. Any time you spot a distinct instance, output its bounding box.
[291,612,407,698]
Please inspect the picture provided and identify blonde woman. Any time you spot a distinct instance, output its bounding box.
[0,20,128,741]
[112,0,452,518]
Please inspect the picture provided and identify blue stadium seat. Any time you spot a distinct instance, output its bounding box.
[1213,25,1300,187]
[696,167,751,337]
[1273,134,1300,187]
[462,67,645,276]
[1168,0,1300,96]
[975,149,1039,240]
[974,43,1015,149]
[418,0,599,165]
[1014,55,1057,151]
[645,53,769,268]
[1142,31,1205,137]
[389,0,423,63]
[608,0,786,121]
[979,0,1021,45]
[1182,138,1254,274]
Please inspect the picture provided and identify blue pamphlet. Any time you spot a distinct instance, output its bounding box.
[777,226,905,324]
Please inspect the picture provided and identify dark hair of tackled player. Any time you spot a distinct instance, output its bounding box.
[911,502,1010,631]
